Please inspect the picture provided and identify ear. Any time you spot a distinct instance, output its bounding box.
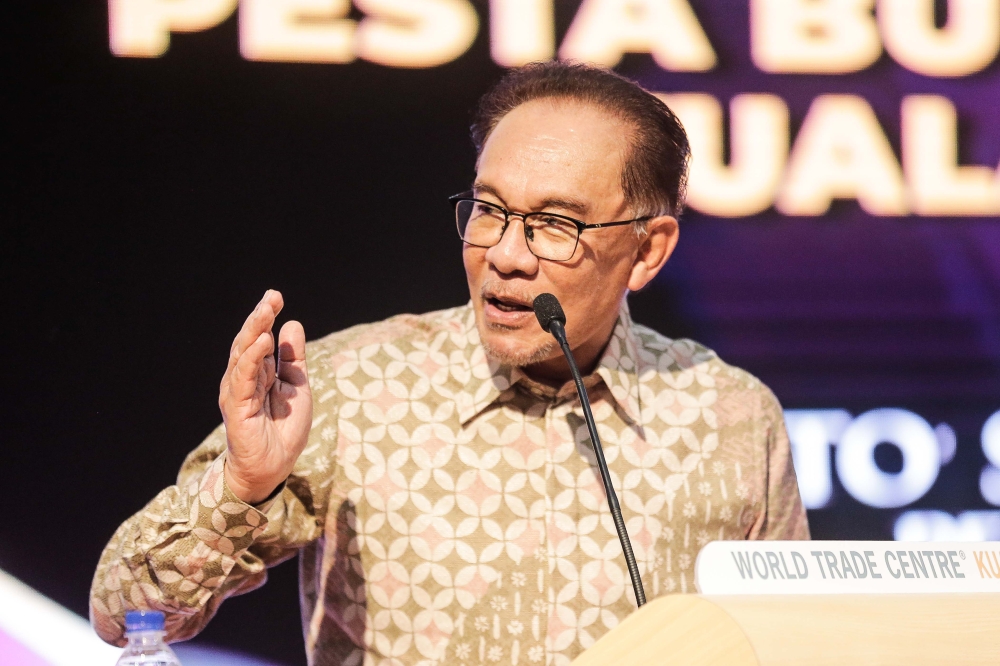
[627,215,679,292]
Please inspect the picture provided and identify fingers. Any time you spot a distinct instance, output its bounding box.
[228,290,285,372]
[276,320,309,387]
[221,290,293,411]
[230,328,274,402]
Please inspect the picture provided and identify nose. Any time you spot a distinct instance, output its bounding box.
[484,216,539,276]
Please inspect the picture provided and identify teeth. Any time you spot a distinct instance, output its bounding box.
[490,297,528,312]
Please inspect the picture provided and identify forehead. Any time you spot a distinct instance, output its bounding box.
[476,98,632,211]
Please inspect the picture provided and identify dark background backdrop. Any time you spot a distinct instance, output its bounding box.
[4,1,1000,663]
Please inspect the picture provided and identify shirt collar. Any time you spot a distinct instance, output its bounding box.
[456,301,643,425]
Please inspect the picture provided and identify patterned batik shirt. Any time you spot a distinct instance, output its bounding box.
[90,302,809,666]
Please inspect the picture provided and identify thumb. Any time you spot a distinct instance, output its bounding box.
[276,320,309,388]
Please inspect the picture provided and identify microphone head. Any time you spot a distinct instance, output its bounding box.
[533,293,566,333]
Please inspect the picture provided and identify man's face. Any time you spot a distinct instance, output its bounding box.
[463,98,645,378]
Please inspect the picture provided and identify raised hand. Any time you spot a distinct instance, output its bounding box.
[219,290,312,504]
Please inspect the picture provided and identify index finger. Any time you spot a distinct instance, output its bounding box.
[228,290,285,370]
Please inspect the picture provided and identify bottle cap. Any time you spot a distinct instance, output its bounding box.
[124,610,165,632]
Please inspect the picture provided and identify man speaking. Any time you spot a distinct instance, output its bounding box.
[91,62,808,666]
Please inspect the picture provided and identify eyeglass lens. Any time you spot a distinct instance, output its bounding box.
[455,200,579,261]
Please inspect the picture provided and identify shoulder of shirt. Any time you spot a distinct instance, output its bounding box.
[303,304,470,358]
[630,320,781,407]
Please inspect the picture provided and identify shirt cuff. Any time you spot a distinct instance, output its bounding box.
[189,454,270,557]
[251,480,286,513]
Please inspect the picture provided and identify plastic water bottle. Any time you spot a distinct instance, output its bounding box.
[115,610,182,666]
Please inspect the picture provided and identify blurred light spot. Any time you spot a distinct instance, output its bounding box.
[785,409,852,509]
[836,408,939,508]
[894,510,1000,542]
[981,409,1000,467]
[980,464,1000,506]
[934,422,957,464]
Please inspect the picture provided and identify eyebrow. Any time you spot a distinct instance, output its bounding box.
[472,181,591,217]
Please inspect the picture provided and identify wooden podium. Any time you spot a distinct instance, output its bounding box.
[570,593,1000,665]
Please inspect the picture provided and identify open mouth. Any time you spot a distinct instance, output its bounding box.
[486,295,533,313]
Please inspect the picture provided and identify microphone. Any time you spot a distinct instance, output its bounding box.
[532,293,647,607]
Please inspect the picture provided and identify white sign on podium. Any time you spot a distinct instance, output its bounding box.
[695,541,1000,594]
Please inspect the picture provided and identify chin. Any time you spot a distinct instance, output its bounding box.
[479,325,555,368]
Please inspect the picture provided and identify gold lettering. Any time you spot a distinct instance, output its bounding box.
[974,551,991,578]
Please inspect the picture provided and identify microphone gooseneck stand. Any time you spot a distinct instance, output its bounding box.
[532,293,647,607]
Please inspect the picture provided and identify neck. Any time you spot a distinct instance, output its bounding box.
[523,322,614,387]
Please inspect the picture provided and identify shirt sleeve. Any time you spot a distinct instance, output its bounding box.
[89,421,334,645]
[749,387,811,541]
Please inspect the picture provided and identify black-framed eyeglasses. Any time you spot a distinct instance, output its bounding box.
[449,192,652,262]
